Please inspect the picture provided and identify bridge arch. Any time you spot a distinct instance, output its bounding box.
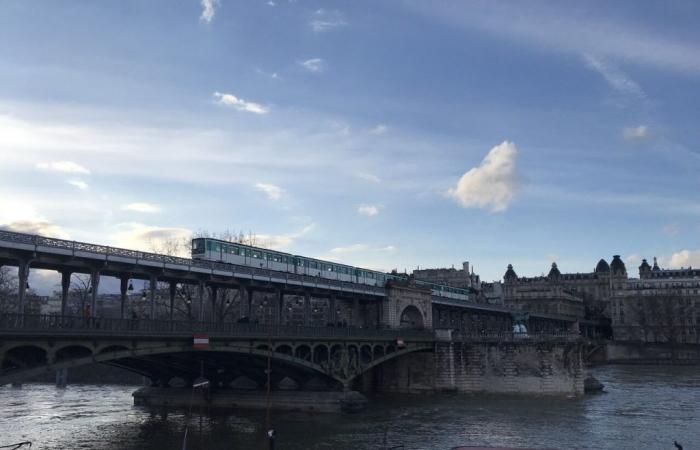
[0,340,434,388]
[400,305,425,329]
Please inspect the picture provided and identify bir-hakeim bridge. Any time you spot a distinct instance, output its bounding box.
[0,230,590,412]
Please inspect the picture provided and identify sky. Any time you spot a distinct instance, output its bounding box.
[1,0,699,294]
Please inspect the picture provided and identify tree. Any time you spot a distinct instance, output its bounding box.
[0,266,18,314]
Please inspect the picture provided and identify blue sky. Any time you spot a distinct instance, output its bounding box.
[1,0,699,293]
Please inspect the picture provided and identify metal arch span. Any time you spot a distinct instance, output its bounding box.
[0,339,435,387]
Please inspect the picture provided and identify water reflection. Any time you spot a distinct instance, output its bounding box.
[1,366,699,449]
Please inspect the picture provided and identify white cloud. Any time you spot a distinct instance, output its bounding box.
[369,124,388,135]
[122,202,161,214]
[446,141,519,213]
[668,249,700,268]
[356,172,381,183]
[213,92,269,114]
[0,199,71,239]
[330,244,396,254]
[584,54,645,98]
[68,180,89,190]
[37,160,90,174]
[662,223,679,236]
[110,223,192,255]
[0,220,70,239]
[254,182,284,201]
[358,204,379,217]
[623,125,649,141]
[267,1,275,6]
[309,9,347,33]
[625,253,642,268]
[299,58,325,73]
[200,0,219,24]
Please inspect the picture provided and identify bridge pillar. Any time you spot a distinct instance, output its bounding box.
[149,275,156,319]
[119,276,129,319]
[197,281,205,322]
[239,285,249,319]
[275,289,283,324]
[303,291,311,326]
[90,269,100,318]
[60,270,72,316]
[17,259,30,314]
[329,294,336,325]
[209,285,218,322]
[169,282,177,322]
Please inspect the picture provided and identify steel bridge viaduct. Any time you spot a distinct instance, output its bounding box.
[0,230,587,393]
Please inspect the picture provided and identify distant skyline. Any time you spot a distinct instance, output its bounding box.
[1,0,699,294]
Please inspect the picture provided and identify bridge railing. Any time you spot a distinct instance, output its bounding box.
[0,229,385,295]
[456,330,582,342]
[0,314,435,341]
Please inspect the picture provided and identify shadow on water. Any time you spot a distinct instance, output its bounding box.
[1,365,699,450]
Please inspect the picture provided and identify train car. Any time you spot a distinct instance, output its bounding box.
[192,237,397,289]
[191,237,296,272]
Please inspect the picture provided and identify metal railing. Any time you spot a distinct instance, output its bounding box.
[0,229,385,295]
[0,313,436,341]
[456,330,582,342]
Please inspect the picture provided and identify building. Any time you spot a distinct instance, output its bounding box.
[611,258,700,343]
[502,255,632,320]
[503,263,586,318]
[412,261,481,292]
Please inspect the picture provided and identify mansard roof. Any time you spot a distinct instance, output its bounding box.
[504,264,518,280]
[595,258,610,273]
[610,255,627,274]
[548,262,561,279]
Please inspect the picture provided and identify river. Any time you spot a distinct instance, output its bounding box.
[1,365,698,450]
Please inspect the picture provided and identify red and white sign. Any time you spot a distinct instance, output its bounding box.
[193,334,209,349]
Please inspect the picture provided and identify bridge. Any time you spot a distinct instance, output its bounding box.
[0,230,590,396]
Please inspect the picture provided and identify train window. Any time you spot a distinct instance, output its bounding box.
[252,251,260,259]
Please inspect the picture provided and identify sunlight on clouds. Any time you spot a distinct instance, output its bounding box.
[122,203,161,214]
[357,204,379,217]
[68,180,89,190]
[0,199,70,239]
[213,92,269,114]
[447,141,519,213]
[37,161,90,174]
[665,249,700,268]
[110,223,192,255]
[254,182,284,201]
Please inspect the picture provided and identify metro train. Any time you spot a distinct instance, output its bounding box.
[191,237,471,299]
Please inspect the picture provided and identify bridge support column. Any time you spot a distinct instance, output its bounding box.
[56,368,68,388]
[329,294,336,325]
[119,276,129,319]
[353,298,360,327]
[239,286,249,319]
[303,291,311,326]
[197,281,205,322]
[90,269,100,318]
[275,289,283,324]
[169,282,177,323]
[17,259,30,314]
[149,275,156,319]
[60,270,72,317]
[209,285,218,322]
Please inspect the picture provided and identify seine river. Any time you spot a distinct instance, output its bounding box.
[1,365,699,450]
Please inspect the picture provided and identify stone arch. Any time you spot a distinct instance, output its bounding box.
[313,345,329,364]
[97,345,130,355]
[55,344,93,362]
[2,345,48,370]
[373,345,385,359]
[295,344,312,361]
[360,345,373,365]
[399,305,424,329]
[275,344,293,356]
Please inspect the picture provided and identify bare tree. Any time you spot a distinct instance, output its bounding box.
[69,274,93,316]
[0,266,18,314]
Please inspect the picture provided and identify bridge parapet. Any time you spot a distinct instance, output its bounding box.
[0,313,434,341]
